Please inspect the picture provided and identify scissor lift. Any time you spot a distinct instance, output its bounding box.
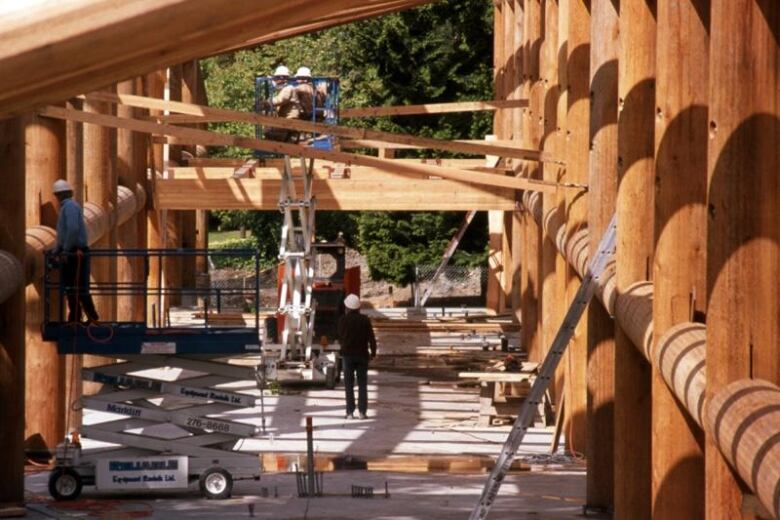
[43,249,266,500]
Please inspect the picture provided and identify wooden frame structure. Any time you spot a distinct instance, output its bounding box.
[0,2,778,519]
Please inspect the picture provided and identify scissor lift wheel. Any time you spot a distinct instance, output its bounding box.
[199,467,233,500]
[48,467,83,501]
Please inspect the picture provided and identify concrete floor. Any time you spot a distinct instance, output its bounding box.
[23,328,589,519]
[25,469,587,519]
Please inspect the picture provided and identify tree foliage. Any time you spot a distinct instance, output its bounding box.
[201,0,494,283]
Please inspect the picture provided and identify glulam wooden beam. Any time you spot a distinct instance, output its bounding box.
[653,1,708,518]
[706,1,780,518]
[90,92,550,162]
[155,177,516,211]
[37,105,559,193]
[614,1,656,518]
[0,0,437,116]
[215,0,433,55]
[340,99,529,118]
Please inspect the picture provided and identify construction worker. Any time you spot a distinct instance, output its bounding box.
[294,66,315,121]
[52,179,99,324]
[265,65,300,142]
[337,294,377,420]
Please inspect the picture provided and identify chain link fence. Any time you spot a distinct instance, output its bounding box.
[413,264,486,307]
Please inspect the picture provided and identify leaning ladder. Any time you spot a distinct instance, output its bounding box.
[469,214,617,520]
[277,155,317,360]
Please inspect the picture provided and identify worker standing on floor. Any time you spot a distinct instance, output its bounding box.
[337,294,377,420]
[53,179,99,324]
[265,65,300,142]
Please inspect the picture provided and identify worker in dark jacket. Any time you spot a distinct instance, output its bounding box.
[53,179,99,323]
[337,294,376,419]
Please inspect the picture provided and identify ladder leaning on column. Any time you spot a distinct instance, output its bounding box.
[469,214,617,520]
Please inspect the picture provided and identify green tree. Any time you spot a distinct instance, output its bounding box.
[201,0,493,283]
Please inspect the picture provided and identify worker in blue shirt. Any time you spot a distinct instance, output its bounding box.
[53,179,99,323]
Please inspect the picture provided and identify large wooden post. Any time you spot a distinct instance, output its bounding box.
[0,117,26,507]
[24,113,66,457]
[540,0,564,385]
[180,60,199,293]
[147,70,166,324]
[116,79,140,322]
[563,0,590,456]
[614,0,656,517]
[64,99,84,432]
[520,0,543,361]
[585,0,619,509]
[653,0,709,517]
[84,87,117,321]
[165,65,183,306]
[706,1,779,518]
[488,1,507,314]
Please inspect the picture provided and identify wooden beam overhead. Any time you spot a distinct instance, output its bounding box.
[339,99,529,118]
[154,177,517,211]
[38,105,559,193]
[88,92,553,162]
[0,0,438,116]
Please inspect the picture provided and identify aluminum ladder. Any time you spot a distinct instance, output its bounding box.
[469,214,617,520]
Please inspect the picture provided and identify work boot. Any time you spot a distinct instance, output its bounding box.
[345,413,355,420]
[358,412,367,420]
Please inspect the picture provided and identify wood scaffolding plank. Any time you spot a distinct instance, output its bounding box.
[652,1,708,518]
[340,99,529,118]
[89,92,552,162]
[38,105,559,194]
[154,178,516,211]
[614,1,655,518]
[706,1,780,519]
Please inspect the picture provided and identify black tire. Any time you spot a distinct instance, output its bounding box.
[199,467,233,499]
[48,467,83,501]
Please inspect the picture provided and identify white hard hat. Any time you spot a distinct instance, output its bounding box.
[273,65,290,77]
[295,66,312,79]
[344,294,360,310]
[53,179,73,194]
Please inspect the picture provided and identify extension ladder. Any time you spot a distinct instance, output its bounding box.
[469,215,617,520]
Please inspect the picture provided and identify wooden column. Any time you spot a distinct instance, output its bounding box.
[540,0,563,385]
[585,0,619,509]
[653,0,709,517]
[24,113,66,457]
[147,70,166,324]
[520,0,543,361]
[180,61,200,296]
[84,87,117,321]
[706,1,779,518]
[563,0,590,457]
[551,0,569,401]
[165,65,183,306]
[511,0,525,327]
[614,0,656,517]
[0,116,26,506]
[133,76,149,322]
[116,79,139,322]
[64,98,84,432]
[488,1,507,314]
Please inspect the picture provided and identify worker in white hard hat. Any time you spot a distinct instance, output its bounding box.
[264,64,301,142]
[294,66,315,121]
[52,179,99,323]
[337,293,376,419]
